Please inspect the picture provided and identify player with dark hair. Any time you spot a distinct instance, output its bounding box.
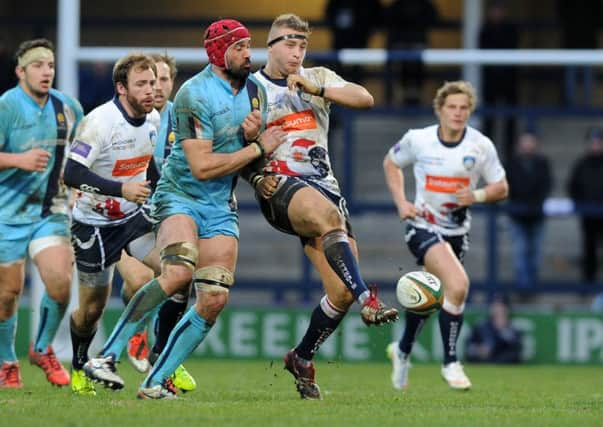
[83,19,286,399]
[0,38,83,388]
[63,53,162,395]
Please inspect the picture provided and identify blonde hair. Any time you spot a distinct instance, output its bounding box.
[433,81,477,113]
[267,13,311,44]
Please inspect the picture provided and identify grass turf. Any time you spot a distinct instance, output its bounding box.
[0,359,601,427]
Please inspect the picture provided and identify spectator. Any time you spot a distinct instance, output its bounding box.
[505,132,552,287]
[567,127,603,282]
[324,0,382,83]
[479,0,520,160]
[384,0,438,105]
[465,294,522,364]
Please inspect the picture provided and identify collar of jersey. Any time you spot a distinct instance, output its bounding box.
[113,97,146,127]
[259,67,288,87]
[437,126,466,148]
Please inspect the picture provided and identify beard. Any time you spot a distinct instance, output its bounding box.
[225,60,251,81]
[127,93,153,116]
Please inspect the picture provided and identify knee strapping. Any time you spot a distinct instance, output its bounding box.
[321,229,349,248]
[160,242,198,271]
[194,266,234,294]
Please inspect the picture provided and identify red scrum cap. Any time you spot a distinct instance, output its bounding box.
[204,19,251,69]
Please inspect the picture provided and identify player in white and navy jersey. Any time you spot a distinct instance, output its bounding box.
[243,14,398,400]
[383,80,508,391]
[0,38,83,389]
[62,53,161,395]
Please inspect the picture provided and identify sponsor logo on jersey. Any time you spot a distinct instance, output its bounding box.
[267,109,316,132]
[425,175,470,193]
[70,139,92,158]
[168,131,175,143]
[56,112,65,126]
[112,154,152,177]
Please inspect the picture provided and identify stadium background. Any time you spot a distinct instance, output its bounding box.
[1,0,603,365]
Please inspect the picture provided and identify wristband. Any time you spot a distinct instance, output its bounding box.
[472,188,487,203]
[251,141,265,158]
[317,86,325,97]
[251,174,265,189]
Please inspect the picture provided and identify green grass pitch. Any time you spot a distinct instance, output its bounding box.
[0,359,601,427]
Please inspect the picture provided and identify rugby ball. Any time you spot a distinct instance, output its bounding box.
[396,271,443,315]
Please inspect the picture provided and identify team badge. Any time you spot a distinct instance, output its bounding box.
[462,155,476,171]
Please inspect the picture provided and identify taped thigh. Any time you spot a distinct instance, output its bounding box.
[194,266,234,294]
[160,242,198,271]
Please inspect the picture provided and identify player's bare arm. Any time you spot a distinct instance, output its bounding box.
[383,155,417,220]
[183,126,287,180]
[287,74,373,109]
[455,177,509,207]
[0,148,50,172]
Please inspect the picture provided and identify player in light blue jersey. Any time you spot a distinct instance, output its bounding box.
[116,53,196,392]
[0,39,83,388]
[84,19,287,399]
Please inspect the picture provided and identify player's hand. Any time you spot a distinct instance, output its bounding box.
[398,200,418,220]
[455,186,475,207]
[242,110,262,142]
[258,127,287,155]
[122,180,152,204]
[287,74,320,96]
[19,148,51,172]
[256,175,280,199]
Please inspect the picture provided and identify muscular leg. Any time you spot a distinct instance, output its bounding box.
[100,215,197,360]
[293,238,353,361]
[287,187,370,304]
[32,243,73,353]
[70,277,112,369]
[143,235,237,389]
[424,242,469,365]
[0,262,25,363]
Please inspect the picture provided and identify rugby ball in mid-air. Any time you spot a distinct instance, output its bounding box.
[396,271,443,315]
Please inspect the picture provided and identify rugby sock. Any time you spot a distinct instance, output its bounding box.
[399,311,430,357]
[322,229,370,304]
[34,292,67,353]
[70,316,96,370]
[295,296,346,360]
[439,299,465,365]
[152,295,187,356]
[144,306,211,387]
[0,314,18,362]
[120,285,147,334]
[101,279,167,360]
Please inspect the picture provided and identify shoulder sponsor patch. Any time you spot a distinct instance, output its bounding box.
[70,139,92,158]
[112,154,152,177]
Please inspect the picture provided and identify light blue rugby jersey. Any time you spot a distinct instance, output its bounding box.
[160,64,265,206]
[0,86,83,224]
[153,100,174,169]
